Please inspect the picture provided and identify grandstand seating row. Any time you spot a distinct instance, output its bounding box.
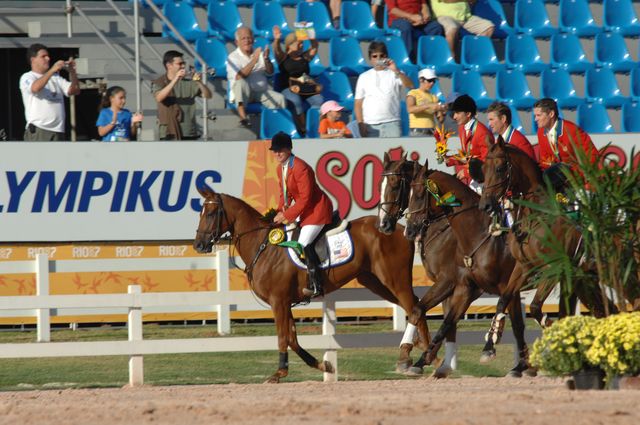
[259,98,640,140]
[153,0,640,43]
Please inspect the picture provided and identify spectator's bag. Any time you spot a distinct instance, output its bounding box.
[289,74,321,97]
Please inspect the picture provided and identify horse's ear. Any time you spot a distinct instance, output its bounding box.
[422,158,429,170]
[197,185,215,198]
[383,151,391,166]
[468,158,484,183]
[401,151,407,161]
[496,135,506,148]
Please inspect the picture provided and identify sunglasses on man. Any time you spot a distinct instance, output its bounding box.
[419,78,437,83]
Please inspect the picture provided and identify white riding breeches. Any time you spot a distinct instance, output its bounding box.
[298,224,324,248]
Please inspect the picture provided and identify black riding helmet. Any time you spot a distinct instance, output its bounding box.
[450,94,477,116]
[269,131,293,152]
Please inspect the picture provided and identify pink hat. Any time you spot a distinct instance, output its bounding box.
[320,100,344,116]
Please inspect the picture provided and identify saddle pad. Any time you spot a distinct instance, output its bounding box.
[286,228,354,270]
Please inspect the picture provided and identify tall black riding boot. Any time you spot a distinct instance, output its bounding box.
[302,245,323,298]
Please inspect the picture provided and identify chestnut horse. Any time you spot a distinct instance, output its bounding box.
[474,140,619,337]
[193,187,430,382]
[378,153,463,377]
[403,162,536,377]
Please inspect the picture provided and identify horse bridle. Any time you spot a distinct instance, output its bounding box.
[378,170,411,221]
[197,194,229,246]
[482,151,513,202]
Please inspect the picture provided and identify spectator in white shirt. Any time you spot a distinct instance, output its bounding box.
[354,41,414,138]
[20,43,80,141]
[226,27,286,129]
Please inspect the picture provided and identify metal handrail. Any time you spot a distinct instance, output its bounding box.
[104,0,163,63]
[72,4,153,93]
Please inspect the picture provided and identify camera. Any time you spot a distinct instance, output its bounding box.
[375,58,390,67]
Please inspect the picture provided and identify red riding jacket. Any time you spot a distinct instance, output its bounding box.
[537,119,598,171]
[277,155,333,226]
[446,119,494,183]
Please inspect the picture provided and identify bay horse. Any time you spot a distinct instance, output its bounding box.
[403,161,535,377]
[474,140,620,336]
[377,153,464,377]
[193,187,431,382]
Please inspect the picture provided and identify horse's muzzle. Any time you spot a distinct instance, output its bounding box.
[377,217,395,235]
[479,195,500,216]
[193,240,213,254]
[403,222,420,241]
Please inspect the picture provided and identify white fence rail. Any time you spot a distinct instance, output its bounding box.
[0,252,537,385]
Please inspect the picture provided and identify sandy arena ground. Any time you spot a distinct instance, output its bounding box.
[0,377,638,425]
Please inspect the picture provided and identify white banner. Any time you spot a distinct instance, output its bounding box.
[0,135,638,242]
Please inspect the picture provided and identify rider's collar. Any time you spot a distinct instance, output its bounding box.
[464,118,477,132]
[501,125,514,143]
[545,118,563,137]
[282,154,295,170]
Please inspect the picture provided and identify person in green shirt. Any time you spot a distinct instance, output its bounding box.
[430,0,494,59]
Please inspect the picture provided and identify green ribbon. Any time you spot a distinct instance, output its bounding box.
[277,240,305,257]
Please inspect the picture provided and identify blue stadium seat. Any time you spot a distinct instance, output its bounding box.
[558,0,601,37]
[594,33,636,74]
[515,0,558,38]
[461,36,503,75]
[306,107,321,138]
[577,103,614,133]
[603,0,640,37]
[505,34,547,75]
[329,37,370,76]
[225,84,263,114]
[316,71,355,111]
[377,35,419,76]
[207,1,243,41]
[260,109,301,139]
[252,1,291,40]
[162,1,207,42]
[232,0,260,6]
[296,1,341,40]
[452,70,493,110]
[496,69,536,110]
[431,80,446,103]
[509,106,526,134]
[277,0,302,6]
[540,68,583,109]
[341,1,386,40]
[416,36,460,76]
[471,0,515,39]
[550,34,594,74]
[585,68,626,108]
[621,100,640,132]
[194,38,227,79]
[632,67,640,100]
[186,0,209,6]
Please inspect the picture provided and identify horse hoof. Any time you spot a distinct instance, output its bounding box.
[322,360,335,374]
[395,359,413,373]
[431,366,453,379]
[506,369,523,378]
[479,351,496,364]
[404,366,424,377]
[265,375,281,384]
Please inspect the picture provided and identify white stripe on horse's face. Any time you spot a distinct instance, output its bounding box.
[406,188,414,220]
[378,176,388,222]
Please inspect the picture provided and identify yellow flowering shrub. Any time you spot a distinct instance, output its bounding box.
[586,313,640,378]
[530,315,598,376]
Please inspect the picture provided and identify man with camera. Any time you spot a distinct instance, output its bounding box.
[354,41,414,138]
[20,43,80,141]
[153,50,212,141]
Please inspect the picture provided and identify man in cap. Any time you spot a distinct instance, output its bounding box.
[486,101,535,160]
[271,132,334,298]
[445,94,493,188]
[406,68,447,136]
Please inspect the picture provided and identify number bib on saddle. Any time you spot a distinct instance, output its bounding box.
[285,227,354,270]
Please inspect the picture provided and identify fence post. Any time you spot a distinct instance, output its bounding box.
[216,248,231,335]
[128,285,144,386]
[392,303,406,332]
[36,253,50,342]
[322,297,338,382]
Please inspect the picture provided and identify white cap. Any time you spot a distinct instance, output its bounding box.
[418,68,437,80]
